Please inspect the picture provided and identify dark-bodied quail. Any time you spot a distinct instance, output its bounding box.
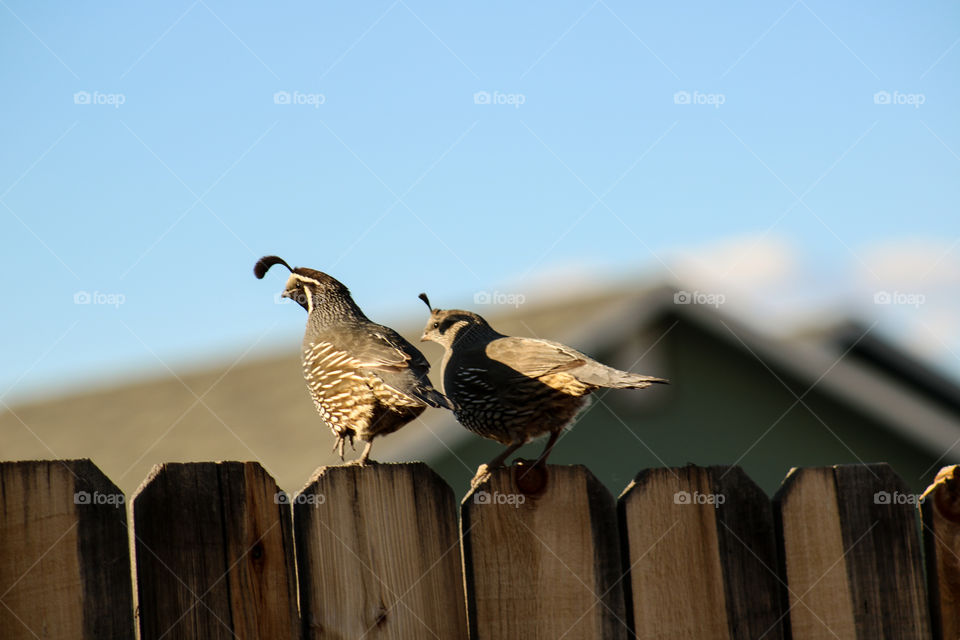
[255,256,453,464]
[418,294,667,486]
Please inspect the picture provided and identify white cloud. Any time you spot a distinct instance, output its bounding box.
[853,237,960,377]
[662,234,833,329]
[667,233,798,289]
[859,238,960,290]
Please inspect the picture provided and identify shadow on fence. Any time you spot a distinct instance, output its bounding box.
[1,458,957,639]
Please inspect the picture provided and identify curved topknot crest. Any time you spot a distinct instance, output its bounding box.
[254,255,293,279]
[418,293,433,311]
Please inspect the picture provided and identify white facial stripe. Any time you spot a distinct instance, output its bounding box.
[304,284,313,314]
[292,274,322,287]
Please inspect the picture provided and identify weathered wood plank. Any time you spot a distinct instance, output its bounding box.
[921,465,960,640]
[775,466,854,637]
[774,463,930,640]
[132,461,298,640]
[461,464,627,640]
[294,462,467,639]
[618,465,784,639]
[0,459,134,639]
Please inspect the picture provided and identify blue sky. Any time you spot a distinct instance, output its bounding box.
[2,0,958,401]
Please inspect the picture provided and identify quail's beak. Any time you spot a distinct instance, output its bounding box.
[280,288,294,300]
[420,333,429,342]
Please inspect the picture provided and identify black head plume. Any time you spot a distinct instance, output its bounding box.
[254,256,294,279]
[418,293,433,311]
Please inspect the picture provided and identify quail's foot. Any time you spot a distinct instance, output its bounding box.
[341,441,377,466]
[344,457,378,467]
[471,464,493,489]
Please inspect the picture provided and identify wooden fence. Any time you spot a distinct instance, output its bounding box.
[1,459,958,639]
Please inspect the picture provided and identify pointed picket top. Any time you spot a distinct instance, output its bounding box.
[0,459,134,640]
[774,463,929,640]
[132,461,299,640]
[462,463,628,640]
[294,462,467,639]
[619,465,784,640]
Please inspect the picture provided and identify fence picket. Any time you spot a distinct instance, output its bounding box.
[774,463,930,639]
[0,459,134,640]
[293,462,467,639]
[461,464,627,640]
[618,465,785,639]
[132,461,298,640]
[921,464,960,639]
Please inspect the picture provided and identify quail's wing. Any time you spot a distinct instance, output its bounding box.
[318,323,452,409]
[310,323,411,369]
[361,324,431,372]
[484,336,589,380]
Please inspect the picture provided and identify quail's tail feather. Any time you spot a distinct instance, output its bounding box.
[411,386,457,410]
[376,366,457,411]
[573,362,669,389]
[420,387,457,411]
[607,372,669,389]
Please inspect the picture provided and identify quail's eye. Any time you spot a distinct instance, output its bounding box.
[433,322,439,330]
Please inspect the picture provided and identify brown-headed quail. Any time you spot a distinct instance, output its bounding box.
[418,294,667,485]
[255,256,453,464]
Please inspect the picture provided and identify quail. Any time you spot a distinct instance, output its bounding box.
[255,256,453,464]
[418,294,667,486]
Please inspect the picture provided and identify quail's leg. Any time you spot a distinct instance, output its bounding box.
[532,430,561,467]
[472,441,524,489]
[353,440,375,466]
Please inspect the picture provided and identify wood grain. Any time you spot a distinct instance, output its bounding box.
[132,461,298,640]
[294,462,467,639]
[922,465,960,640]
[774,463,930,640]
[461,464,627,640]
[0,459,134,639]
[618,465,784,640]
